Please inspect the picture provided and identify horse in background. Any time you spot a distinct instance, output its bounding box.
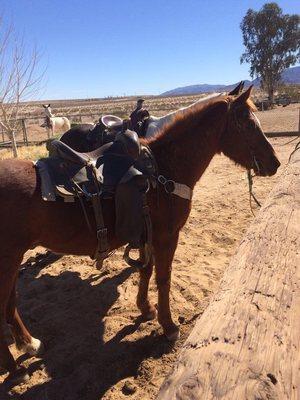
[42,104,71,138]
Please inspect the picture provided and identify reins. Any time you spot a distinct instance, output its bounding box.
[247,169,261,216]
[230,102,263,215]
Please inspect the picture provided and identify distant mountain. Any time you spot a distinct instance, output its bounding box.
[281,66,300,84]
[161,66,300,96]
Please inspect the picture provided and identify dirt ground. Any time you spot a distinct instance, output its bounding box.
[0,103,299,400]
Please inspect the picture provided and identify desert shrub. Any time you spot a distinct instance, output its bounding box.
[277,84,300,103]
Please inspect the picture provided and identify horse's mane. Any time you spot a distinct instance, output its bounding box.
[246,98,257,112]
[143,95,257,149]
[144,95,230,148]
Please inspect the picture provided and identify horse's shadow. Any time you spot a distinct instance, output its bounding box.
[5,258,173,400]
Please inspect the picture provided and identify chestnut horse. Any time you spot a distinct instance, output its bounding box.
[0,87,280,384]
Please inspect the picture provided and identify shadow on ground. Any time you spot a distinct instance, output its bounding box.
[0,255,173,400]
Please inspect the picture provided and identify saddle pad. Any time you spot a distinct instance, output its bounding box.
[36,157,103,201]
[35,160,56,201]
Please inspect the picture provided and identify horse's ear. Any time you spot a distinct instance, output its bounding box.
[234,85,253,104]
[48,104,51,107]
[42,104,46,108]
[229,81,244,96]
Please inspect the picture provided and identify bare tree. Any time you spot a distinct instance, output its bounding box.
[0,16,43,157]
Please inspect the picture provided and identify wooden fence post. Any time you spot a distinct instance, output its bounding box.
[11,131,18,158]
[21,119,29,146]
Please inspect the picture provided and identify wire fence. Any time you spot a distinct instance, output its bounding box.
[0,107,299,150]
[0,113,102,147]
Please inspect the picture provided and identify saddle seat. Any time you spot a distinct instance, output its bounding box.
[52,139,111,167]
[53,129,141,166]
[51,140,111,167]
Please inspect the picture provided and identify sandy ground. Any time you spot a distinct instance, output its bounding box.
[0,104,299,399]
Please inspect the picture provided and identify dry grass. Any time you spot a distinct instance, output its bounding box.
[5,91,299,144]
[0,144,47,160]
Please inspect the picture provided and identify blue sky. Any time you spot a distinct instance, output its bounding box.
[2,0,299,99]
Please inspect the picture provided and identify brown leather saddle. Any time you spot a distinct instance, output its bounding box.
[38,129,157,268]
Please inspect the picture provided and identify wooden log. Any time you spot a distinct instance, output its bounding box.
[266,131,298,138]
[157,152,300,400]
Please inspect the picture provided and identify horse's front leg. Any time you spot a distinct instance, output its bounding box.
[154,232,180,341]
[136,249,156,321]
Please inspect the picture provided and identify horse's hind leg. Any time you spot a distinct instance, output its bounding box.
[136,250,156,320]
[0,252,29,383]
[7,280,43,356]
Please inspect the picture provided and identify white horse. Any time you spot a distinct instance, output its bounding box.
[143,81,245,137]
[42,104,71,138]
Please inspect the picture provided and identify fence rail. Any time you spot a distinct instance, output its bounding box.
[1,109,299,151]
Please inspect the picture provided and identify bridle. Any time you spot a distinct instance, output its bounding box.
[229,104,262,214]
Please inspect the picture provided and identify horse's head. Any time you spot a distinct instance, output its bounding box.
[42,104,52,117]
[221,86,280,176]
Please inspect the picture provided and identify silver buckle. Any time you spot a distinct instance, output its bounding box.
[158,175,175,194]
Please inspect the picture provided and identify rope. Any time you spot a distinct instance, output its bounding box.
[280,135,300,146]
[289,139,300,162]
[247,170,261,216]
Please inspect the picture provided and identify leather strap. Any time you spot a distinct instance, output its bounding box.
[123,192,153,269]
[158,175,192,201]
[89,166,109,265]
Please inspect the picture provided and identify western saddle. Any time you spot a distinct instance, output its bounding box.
[38,129,157,269]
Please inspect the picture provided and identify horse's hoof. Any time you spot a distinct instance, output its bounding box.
[6,367,30,386]
[17,337,44,356]
[165,326,180,342]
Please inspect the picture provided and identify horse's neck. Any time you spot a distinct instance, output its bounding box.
[151,102,227,188]
[45,109,53,118]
